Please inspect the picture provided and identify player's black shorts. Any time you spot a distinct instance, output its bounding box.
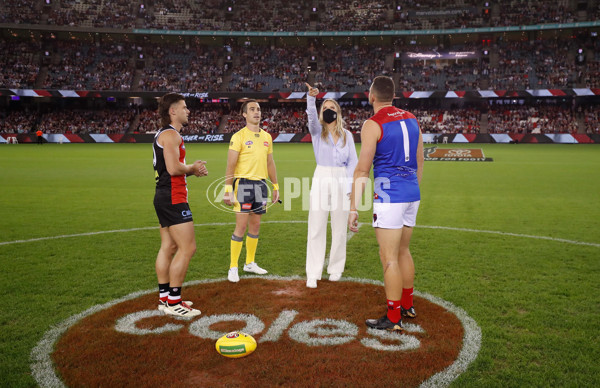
[154,200,193,227]
[233,178,268,214]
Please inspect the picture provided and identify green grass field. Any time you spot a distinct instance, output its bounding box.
[1,143,599,387]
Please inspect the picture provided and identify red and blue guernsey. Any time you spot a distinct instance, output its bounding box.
[153,125,188,204]
[370,106,420,203]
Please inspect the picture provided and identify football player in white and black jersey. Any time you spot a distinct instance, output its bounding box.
[153,93,207,318]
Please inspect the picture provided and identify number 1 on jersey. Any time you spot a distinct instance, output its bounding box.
[400,120,410,162]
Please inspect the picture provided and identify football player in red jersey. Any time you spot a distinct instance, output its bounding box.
[349,76,424,332]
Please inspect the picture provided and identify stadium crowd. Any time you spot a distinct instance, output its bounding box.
[1,0,599,138]
[146,0,224,31]
[41,41,134,91]
[45,0,137,29]
[490,1,575,27]
[0,40,41,89]
[414,108,482,134]
[0,0,43,25]
[0,111,37,133]
[226,45,307,92]
[1,0,588,31]
[1,35,598,93]
[136,104,227,134]
[2,104,599,136]
[139,42,224,92]
[487,105,579,134]
[37,108,136,134]
[310,45,389,92]
[490,39,581,90]
[583,105,600,135]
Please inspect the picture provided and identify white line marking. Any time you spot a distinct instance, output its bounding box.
[417,289,482,388]
[418,225,600,248]
[0,226,160,246]
[2,221,598,248]
[30,276,481,388]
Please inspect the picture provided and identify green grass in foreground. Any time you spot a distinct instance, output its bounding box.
[0,143,599,387]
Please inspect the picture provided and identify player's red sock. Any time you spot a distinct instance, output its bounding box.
[387,300,402,323]
[401,287,414,310]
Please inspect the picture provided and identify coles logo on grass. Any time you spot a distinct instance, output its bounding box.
[32,277,481,387]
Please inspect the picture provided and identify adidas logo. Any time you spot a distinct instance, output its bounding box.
[170,305,190,314]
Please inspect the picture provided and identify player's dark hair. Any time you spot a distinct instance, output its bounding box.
[240,99,258,115]
[371,76,395,103]
[158,93,185,128]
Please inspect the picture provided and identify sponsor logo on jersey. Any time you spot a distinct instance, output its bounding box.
[245,140,254,146]
[386,111,405,117]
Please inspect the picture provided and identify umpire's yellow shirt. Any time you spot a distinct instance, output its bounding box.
[229,126,273,180]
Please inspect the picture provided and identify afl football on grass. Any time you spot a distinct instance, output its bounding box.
[215,331,257,358]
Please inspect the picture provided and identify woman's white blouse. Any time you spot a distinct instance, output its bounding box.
[306,95,358,193]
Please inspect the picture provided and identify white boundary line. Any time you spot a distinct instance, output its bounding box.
[418,225,600,248]
[30,276,481,388]
[3,221,599,248]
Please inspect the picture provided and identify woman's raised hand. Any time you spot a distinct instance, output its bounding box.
[305,82,319,97]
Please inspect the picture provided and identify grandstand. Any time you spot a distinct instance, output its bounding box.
[0,0,599,143]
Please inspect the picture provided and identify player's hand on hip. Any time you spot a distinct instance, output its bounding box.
[305,82,319,97]
[348,211,359,233]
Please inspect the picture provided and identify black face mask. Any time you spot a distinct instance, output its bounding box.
[322,108,337,124]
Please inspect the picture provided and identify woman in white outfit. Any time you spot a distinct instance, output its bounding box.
[305,82,358,288]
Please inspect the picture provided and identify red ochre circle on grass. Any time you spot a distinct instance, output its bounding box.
[41,277,480,387]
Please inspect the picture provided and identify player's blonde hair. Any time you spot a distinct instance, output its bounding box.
[318,99,347,146]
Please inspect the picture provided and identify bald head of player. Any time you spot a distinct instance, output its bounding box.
[369,76,395,107]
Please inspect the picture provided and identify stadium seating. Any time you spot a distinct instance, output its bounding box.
[136,104,227,134]
[0,0,599,137]
[37,108,135,134]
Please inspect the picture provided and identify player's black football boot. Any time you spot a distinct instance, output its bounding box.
[365,315,403,332]
[401,306,417,318]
